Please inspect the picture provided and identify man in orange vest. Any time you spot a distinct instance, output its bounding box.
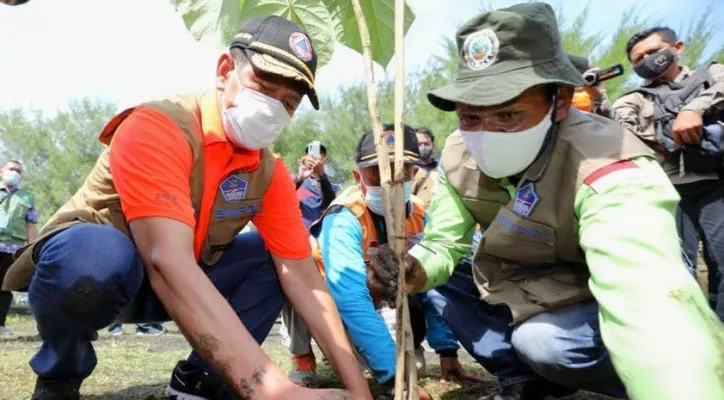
[3,16,371,400]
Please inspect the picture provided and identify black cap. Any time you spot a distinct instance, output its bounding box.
[231,16,320,109]
[355,124,422,168]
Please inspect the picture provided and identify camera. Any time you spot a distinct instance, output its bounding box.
[583,64,625,85]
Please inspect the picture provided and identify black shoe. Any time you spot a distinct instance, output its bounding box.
[165,360,240,400]
[31,378,82,400]
[485,380,578,400]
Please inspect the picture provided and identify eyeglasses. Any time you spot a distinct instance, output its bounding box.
[458,110,530,133]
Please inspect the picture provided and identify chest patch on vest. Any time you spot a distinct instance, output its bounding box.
[220,176,248,202]
[513,182,538,217]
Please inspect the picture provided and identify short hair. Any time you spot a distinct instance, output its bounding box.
[415,127,435,143]
[230,47,250,67]
[3,159,23,171]
[626,27,678,60]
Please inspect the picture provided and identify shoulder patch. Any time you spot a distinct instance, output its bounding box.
[584,161,647,193]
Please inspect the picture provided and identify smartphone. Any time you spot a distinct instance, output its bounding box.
[307,141,321,159]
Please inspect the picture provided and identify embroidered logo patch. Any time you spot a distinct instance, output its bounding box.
[289,32,313,62]
[513,182,538,217]
[463,29,499,70]
[220,175,248,203]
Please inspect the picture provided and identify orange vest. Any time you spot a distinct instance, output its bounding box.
[572,91,592,113]
[308,185,426,277]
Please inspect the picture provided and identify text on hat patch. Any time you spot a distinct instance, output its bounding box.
[463,29,499,71]
[289,32,313,62]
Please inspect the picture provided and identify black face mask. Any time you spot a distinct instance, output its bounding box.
[633,48,676,80]
[418,146,433,161]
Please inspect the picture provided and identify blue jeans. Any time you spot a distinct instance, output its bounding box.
[427,260,625,398]
[675,179,724,322]
[27,224,285,380]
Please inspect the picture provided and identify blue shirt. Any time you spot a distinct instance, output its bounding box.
[296,176,340,228]
[318,206,458,384]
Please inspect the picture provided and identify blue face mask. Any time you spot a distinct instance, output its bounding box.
[365,181,412,216]
[2,170,21,187]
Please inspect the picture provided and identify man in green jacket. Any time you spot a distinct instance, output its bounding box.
[368,3,724,400]
[0,159,37,335]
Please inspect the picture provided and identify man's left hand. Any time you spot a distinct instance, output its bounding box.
[439,356,487,384]
[672,110,703,145]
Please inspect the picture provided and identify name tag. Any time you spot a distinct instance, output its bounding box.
[215,204,260,220]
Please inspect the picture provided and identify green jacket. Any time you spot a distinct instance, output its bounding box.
[0,186,33,244]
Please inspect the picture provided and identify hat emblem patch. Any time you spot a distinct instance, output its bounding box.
[463,29,499,70]
[289,32,313,62]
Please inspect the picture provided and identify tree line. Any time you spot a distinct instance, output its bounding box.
[1,3,723,225]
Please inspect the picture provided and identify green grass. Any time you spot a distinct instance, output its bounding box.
[0,314,611,400]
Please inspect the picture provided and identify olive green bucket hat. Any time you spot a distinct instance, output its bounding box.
[567,53,590,75]
[428,2,585,111]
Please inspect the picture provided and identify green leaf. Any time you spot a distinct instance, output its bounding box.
[171,0,244,52]
[322,0,415,68]
[238,0,336,67]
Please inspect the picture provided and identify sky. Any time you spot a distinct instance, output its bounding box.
[0,0,722,114]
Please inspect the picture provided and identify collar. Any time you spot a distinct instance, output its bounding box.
[0,182,17,193]
[520,109,571,183]
[199,91,260,168]
[422,159,439,170]
[643,65,691,87]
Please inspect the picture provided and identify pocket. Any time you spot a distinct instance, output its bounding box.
[484,207,556,263]
[514,268,591,309]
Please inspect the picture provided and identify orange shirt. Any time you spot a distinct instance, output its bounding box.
[108,107,310,260]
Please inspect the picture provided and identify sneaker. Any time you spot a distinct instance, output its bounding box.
[165,360,240,400]
[107,323,123,336]
[0,326,12,336]
[289,352,317,387]
[136,323,166,336]
[31,378,82,400]
[480,380,578,400]
[415,346,427,376]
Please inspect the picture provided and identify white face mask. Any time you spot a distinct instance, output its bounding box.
[365,181,413,216]
[223,88,291,149]
[460,105,554,179]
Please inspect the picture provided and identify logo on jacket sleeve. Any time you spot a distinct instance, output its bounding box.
[513,182,538,217]
[220,175,248,203]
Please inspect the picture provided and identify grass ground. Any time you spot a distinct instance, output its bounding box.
[1,314,612,400]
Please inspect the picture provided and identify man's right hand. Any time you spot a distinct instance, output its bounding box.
[297,156,315,181]
[367,244,427,304]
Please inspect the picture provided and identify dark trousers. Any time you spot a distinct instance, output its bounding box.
[27,224,285,380]
[675,179,724,322]
[0,251,14,326]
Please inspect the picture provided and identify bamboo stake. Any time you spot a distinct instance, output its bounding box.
[349,1,416,399]
[392,0,417,399]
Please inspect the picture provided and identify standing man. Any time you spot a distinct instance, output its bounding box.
[367,3,724,400]
[0,159,37,336]
[293,142,339,228]
[612,27,724,321]
[567,54,612,118]
[3,16,371,400]
[411,128,438,209]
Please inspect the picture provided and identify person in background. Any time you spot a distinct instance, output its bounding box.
[613,26,724,321]
[567,54,612,118]
[0,160,37,336]
[411,127,438,209]
[292,142,340,228]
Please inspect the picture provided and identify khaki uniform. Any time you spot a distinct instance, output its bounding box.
[411,164,438,209]
[612,63,724,185]
[441,110,652,323]
[3,92,274,291]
